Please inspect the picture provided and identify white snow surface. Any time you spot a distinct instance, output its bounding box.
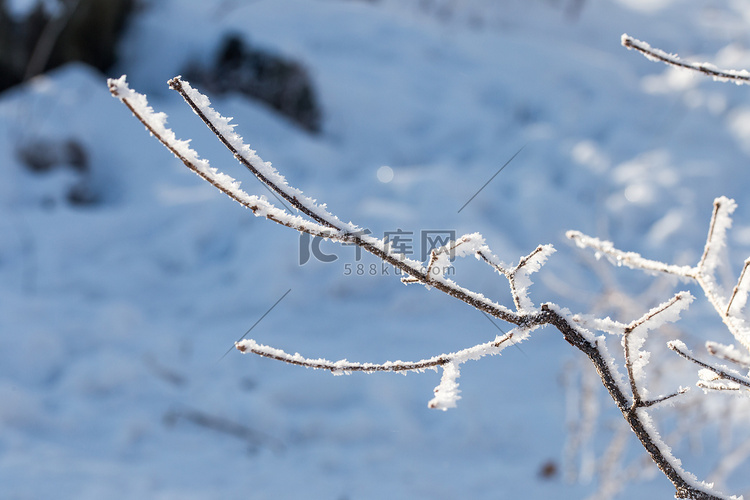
[3,0,750,498]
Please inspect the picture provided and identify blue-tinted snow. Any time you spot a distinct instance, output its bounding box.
[2,0,750,498]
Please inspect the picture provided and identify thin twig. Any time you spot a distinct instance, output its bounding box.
[706,342,750,368]
[109,80,338,239]
[235,332,515,374]
[569,197,750,354]
[698,199,723,272]
[641,388,689,409]
[237,339,450,372]
[725,259,750,317]
[24,0,82,80]
[164,78,527,325]
[516,245,546,270]
[624,294,689,408]
[476,250,510,277]
[622,34,750,85]
[169,77,336,228]
[566,231,696,278]
[669,341,750,390]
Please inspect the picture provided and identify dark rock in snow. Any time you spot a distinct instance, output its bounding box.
[184,34,322,134]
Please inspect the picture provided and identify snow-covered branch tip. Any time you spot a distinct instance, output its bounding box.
[622,34,750,85]
[669,340,750,392]
[566,229,695,277]
[111,74,737,499]
[699,197,737,276]
[706,341,750,368]
[237,330,522,411]
[107,76,343,240]
[476,244,556,312]
[235,338,451,373]
[725,259,750,317]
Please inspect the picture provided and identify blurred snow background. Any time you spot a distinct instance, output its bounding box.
[2,0,750,498]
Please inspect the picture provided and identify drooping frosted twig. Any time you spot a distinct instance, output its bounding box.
[237,329,525,410]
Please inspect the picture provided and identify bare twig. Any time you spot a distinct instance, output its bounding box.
[708,438,750,493]
[562,358,599,484]
[24,0,82,80]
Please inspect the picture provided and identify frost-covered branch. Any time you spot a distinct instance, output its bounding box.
[167,77,345,231]
[623,293,694,406]
[570,197,750,397]
[107,77,341,240]
[476,244,556,312]
[726,260,750,317]
[622,34,750,85]
[669,341,750,392]
[569,197,750,354]
[110,75,734,499]
[238,329,524,410]
[566,230,696,278]
[706,341,750,368]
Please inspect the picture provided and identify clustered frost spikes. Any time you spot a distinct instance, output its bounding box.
[109,71,739,498]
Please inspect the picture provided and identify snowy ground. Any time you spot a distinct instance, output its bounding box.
[2,0,750,498]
